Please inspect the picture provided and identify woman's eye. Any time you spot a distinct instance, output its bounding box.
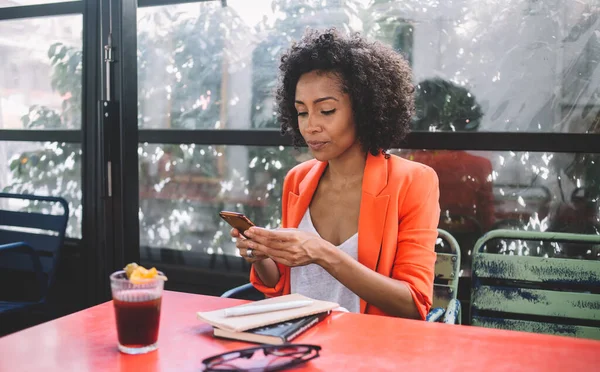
[321,109,336,115]
[297,112,308,117]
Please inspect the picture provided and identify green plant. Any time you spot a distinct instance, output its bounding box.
[3,42,82,236]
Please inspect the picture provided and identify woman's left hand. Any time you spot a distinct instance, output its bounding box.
[243,227,331,267]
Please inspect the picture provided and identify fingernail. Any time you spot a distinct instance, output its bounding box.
[247,242,255,248]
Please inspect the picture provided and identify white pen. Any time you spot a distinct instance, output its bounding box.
[223,300,313,317]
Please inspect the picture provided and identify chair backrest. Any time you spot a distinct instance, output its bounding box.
[0,193,69,292]
[433,228,461,309]
[470,229,600,340]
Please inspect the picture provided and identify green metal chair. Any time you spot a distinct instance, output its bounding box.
[470,229,600,340]
[426,228,461,324]
[222,228,462,324]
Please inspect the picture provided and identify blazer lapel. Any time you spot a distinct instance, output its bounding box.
[286,161,328,228]
[358,153,390,313]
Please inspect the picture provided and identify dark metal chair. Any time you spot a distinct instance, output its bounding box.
[0,193,69,315]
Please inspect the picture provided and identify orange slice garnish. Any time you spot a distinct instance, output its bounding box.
[123,262,168,284]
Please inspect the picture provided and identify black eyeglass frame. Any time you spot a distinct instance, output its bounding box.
[201,343,322,372]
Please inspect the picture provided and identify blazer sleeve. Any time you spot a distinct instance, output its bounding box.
[249,258,289,297]
[393,166,440,320]
[249,171,293,297]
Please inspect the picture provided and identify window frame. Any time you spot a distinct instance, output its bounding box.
[2,0,599,300]
[130,0,600,280]
[0,0,101,305]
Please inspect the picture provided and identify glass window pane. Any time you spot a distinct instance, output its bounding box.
[138,0,599,133]
[0,141,82,238]
[139,145,599,271]
[139,144,310,256]
[392,149,600,275]
[137,0,367,130]
[139,145,600,275]
[0,1,77,8]
[0,15,82,130]
[382,0,600,133]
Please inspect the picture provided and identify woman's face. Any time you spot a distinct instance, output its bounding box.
[294,70,360,162]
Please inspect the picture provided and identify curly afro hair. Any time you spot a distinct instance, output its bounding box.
[276,28,414,156]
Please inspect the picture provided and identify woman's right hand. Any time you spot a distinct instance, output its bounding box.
[232,228,282,288]
[231,228,268,263]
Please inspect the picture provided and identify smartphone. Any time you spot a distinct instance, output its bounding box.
[219,211,255,238]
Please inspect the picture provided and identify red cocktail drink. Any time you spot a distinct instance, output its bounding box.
[110,270,164,354]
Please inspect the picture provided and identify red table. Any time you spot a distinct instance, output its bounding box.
[0,290,598,371]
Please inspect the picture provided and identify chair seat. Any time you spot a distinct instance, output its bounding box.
[0,301,38,314]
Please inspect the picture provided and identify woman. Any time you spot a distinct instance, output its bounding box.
[232,29,440,320]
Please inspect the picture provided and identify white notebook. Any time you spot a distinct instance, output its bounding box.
[197,293,339,333]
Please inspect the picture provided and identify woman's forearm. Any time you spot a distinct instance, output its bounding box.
[252,258,281,288]
[317,244,421,319]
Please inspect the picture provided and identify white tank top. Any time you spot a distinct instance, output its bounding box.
[290,209,360,313]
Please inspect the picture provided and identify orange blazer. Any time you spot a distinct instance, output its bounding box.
[250,152,441,319]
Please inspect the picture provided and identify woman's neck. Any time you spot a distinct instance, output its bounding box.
[324,143,367,185]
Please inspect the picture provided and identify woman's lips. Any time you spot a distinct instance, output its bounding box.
[307,141,329,151]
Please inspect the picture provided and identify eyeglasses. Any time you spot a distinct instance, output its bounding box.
[201,344,322,372]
